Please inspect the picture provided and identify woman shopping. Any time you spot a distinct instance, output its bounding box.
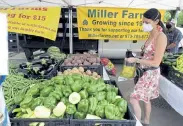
[126,8,167,126]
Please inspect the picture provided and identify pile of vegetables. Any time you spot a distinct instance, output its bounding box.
[171,54,183,73]
[3,74,42,110]
[62,53,100,66]
[19,55,58,79]
[162,53,180,66]
[162,53,183,73]
[58,67,101,80]
[11,73,127,121]
[47,46,66,62]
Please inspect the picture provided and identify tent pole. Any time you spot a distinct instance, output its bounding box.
[16,33,20,53]
[174,0,182,24]
[69,6,73,54]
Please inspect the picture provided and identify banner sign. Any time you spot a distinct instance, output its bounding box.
[77,7,165,40]
[0,7,61,40]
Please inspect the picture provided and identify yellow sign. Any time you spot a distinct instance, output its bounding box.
[77,7,165,40]
[0,7,61,41]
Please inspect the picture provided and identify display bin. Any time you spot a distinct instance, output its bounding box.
[18,61,61,80]
[70,80,136,126]
[160,63,170,77]
[168,66,183,89]
[66,54,98,58]
[9,106,70,126]
[60,54,103,76]
[10,117,70,126]
[60,65,103,76]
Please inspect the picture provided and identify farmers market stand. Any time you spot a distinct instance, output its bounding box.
[7,55,142,126]
[159,75,183,116]
[102,67,143,126]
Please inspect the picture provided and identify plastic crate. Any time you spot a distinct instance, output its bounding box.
[60,54,103,76]
[10,118,70,126]
[66,54,98,58]
[160,63,170,77]
[19,61,60,80]
[60,64,103,76]
[168,66,183,90]
[70,119,136,126]
[70,80,136,126]
[9,114,70,126]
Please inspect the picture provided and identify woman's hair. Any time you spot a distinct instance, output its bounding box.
[143,8,166,34]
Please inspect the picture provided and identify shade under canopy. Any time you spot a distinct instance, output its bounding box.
[0,0,182,10]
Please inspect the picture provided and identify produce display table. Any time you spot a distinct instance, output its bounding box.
[160,75,183,116]
[102,67,142,126]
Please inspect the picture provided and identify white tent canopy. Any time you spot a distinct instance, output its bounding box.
[0,0,183,10]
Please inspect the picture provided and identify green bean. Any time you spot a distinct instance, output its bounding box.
[3,65,50,110]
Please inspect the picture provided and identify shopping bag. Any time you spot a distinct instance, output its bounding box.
[118,60,136,81]
[0,76,10,126]
[101,58,116,76]
[118,50,136,81]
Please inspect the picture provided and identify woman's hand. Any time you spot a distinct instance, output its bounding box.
[125,57,137,63]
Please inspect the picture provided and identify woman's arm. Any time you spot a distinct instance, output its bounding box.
[137,33,167,67]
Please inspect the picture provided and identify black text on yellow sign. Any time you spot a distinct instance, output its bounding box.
[77,7,165,40]
[0,7,61,41]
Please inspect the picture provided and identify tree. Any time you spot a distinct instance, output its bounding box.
[177,11,183,27]
[163,11,171,23]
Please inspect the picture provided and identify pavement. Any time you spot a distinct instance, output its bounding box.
[111,64,183,126]
[9,51,183,126]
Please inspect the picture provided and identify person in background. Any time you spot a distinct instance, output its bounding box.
[166,19,183,53]
[126,8,167,126]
